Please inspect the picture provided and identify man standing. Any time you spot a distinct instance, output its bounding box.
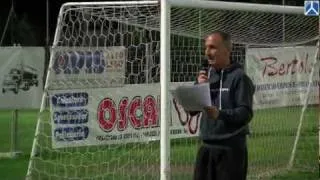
[189,30,255,180]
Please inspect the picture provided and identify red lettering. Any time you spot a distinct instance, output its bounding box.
[172,99,200,135]
[97,98,117,132]
[143,95,158,128]
[97,95,159,132]
[128,96,142,128]
[118,97,128,131]
[261,54,312,77]
[106,60,124,69]
[188,113,200,135]
[262,57,277,77]
[278,63,285,75]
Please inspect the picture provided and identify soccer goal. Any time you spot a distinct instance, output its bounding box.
[26,0,319,179]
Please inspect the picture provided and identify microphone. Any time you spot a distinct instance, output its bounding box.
[199,60,209,76]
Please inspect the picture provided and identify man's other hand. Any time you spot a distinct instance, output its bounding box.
[204,106,219,120]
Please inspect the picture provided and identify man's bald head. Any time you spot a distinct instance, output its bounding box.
[204,30,232,69]
[206,30,232,51]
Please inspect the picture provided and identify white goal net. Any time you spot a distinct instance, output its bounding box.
[26,1,319,180]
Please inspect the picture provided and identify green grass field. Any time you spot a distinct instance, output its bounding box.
[0,106,318,180]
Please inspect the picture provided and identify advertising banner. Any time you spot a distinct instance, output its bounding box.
[0,47,44,109]
[49,83,201,148]
[246,46,319,109]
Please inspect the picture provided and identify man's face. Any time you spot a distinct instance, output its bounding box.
[205,33,229,68]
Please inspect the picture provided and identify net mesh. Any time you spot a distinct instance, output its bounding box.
[26,1,319,180]
[54,4,319,45]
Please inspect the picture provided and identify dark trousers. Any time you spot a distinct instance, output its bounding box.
[193,137,248,180]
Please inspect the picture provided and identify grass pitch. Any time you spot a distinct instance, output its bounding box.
[0,106,318,180]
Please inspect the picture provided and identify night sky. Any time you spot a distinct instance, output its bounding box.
[0,0,115,46]
[0,0,305,46]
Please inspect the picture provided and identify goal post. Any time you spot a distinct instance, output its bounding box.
[288,39,320,169]
[26,0,319,180]
[160,0,171,179]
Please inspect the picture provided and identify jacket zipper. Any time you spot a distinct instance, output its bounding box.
[219,69,224,110]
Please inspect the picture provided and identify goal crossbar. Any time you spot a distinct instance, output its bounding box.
[63,1,159,7]
[168,0,303,14]
[56,0,316,47]
[62,0,304,14]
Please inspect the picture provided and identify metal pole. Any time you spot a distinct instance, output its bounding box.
[282,0,285,42]
[145,43,150,83]
[160,0,171,179]
[0,3,13,46]
[316,14,320,173]
[44,0,50,87]
[46,0,49,47]
[10,110,18,157]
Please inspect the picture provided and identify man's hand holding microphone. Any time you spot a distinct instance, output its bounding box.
[197,69,208,84]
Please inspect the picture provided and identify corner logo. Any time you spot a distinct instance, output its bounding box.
[304,1,319,16]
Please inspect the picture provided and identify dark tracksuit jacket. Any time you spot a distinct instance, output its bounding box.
[190,62,255,180]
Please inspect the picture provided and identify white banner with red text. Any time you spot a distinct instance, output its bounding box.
[246,46,319,109]
[49,83,201,148]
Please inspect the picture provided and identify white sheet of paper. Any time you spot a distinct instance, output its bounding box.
[170,83,211,111]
